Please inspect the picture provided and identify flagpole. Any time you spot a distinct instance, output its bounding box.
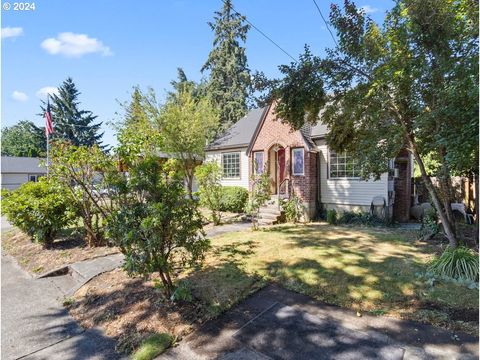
[46,94,50,177]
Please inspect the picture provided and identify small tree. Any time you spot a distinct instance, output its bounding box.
[245,168,270,229]
[106,157,209,298]
[49,142,116,246]
[2,178,74,248]
[155,89,219,198]
[195,162,223,225]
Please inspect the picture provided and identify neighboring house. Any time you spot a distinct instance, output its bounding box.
[1,156,47,190]
[205,102,413,222]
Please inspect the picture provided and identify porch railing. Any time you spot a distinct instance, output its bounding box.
[277,178,290,208]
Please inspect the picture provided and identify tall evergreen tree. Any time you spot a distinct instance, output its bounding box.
[202,0,250,131]
[41,78,104,147]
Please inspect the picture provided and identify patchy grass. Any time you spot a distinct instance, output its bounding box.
[209,223,478,335]
[69,263,264,355]
[1,228,119,274]
[131,333,173,360]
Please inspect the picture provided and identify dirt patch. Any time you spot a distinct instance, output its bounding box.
[2,229,119,274]
[69,263,263,354]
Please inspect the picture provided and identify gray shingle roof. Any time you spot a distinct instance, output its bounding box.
[206,107,267,150]
[1,156,47,174]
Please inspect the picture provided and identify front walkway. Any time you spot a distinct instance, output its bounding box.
[159,285,479,360]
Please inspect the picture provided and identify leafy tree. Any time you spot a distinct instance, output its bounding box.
[154,89,219,197]
[105,157,209,298]
[195,162,223,225]
[116,87,160,165]
[168,68,207,101]
[49,142,116,246]
[2,178,74,248]
[1,120,46,157]
[265,0,478,248]
[202,0,250,131]
[41,78,104,147]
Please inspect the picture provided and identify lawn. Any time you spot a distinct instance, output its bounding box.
[209,223,478,335]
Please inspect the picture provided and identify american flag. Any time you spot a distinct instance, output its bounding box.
[45,98,53,136]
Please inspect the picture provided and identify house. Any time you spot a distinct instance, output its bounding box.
[1,156,47,190]
[205,102,413,222]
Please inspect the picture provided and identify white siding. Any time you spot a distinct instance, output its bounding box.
[204,147,250,189]
[1,173,30,190]
[317,143,388,209]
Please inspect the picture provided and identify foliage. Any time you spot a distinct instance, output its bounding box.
[116,87,161,166]
[219,186,249,213]
[154,89,219,197]
[170,281,193,303]
[338,211,383,226]
[131,333,173,360]
[264,0,479,248]
[245,169,270,229]
[1,120,46,157]
[202,0,251,131]
[105,157,209,298]
[419,207,440,239]
[40,77,104,147]
[195,162,223,225]
[326,209,337,225]
[282,193,304,223]
[49,143,117,246]
[428,247,479,283]
[1,178,74,248]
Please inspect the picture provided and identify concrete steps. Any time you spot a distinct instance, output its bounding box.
[258,198,285,226]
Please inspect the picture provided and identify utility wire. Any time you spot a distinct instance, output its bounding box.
[222,0,297,62]
[312,0,338,47]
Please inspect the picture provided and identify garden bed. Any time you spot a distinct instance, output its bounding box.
[68,261,264,354]
[2,228,119,275]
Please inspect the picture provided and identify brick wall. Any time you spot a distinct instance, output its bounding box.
[393,149,412,222]
[249,103,318,218]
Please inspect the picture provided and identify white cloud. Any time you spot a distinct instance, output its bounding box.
[41,32,112,57]
[1,27,23,39]
[360,5,380,14]
[36,86,59,99]
[12,90,28,102]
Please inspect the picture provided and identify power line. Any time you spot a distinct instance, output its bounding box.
[312,0,338,47]
[222,0,297,62]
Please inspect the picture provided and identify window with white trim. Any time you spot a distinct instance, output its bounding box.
[28,174,40,182]
[253,151,264,175]
[292,148,305,176]
[329,150,359,178]
[222,152,240,178]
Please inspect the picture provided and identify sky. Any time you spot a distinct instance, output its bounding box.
[2,0,392,147]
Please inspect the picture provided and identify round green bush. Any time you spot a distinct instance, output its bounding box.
[219,186,249,213]
[2,179,74,247]
[326,209,337,225]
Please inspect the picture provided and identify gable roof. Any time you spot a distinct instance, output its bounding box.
[1,156,47,174]
[206,107,267,151]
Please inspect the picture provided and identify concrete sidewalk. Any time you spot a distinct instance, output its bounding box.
[1,255,125,360]
[159,285,479,360]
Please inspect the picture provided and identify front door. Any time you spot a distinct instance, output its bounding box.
[278,148,285,185]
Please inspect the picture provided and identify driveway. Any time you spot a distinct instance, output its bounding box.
[160,285,479,360]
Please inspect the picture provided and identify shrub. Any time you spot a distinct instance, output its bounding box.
[106,158,209,298]
[2,179,73,248]
[338,211,383,226]
[219,186,249,213]
[245,170,271,229]
[326,209,337,225]
[419,207,439,239]
[428,246,479,282]
[132,333,173,360]
[283,193,304,223]
[195,162,223,225]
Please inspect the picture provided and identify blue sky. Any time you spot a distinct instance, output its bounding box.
[2,0,392,147]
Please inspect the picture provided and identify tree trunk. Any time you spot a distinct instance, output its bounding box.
[409,143,458,248]
[475,173,479,246]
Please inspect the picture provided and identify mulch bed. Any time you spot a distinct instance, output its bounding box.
[2,229,119,275]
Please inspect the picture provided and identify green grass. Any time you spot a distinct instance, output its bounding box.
[131,333,173,360]
[208,223,478,333]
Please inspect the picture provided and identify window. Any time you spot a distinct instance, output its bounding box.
[329,151,359,178]
[28,174,39,182]
[292,148,304,175]
[222,152,240,178]
[253,151,264,174]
